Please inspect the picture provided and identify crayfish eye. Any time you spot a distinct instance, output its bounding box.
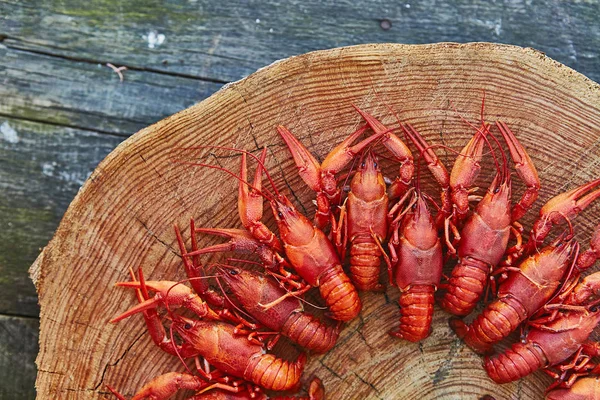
[228,269,238,276]
[277,211,283,218]
[184,323,192,330]
[361,162,366,168]
[374,162,378,168]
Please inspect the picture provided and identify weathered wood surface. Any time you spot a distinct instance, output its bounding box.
[3,0,600,83]
[0,45,223,136]
[0,315,39,400]
[1,1,600,399]
[0,117,123,317]
[30,43,600,399]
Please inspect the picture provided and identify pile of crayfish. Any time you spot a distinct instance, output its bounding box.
[108,99,600,399]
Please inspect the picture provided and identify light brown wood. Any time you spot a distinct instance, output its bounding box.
[31,43,600,399]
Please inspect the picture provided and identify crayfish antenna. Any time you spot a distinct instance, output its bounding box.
[109,296,163,323]
[105,385,127,400]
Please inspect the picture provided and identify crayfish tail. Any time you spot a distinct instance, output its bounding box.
[463,297,527,355]
[448,317,468,340]
[439,258,489,317]
[349,239,384,291]
[244,353,306,392]
[271,377,325,400]
[484,342,545,384]
[282,312,340,354]
[319,264,361,322]
[391,285,435,342]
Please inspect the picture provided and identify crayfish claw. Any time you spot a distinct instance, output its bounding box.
[307,377,325,400]
[529,178,600,250]
[495,121,540,222]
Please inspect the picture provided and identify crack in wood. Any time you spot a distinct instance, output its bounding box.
[134,216,178,257]
[38,368,65,376]
[318,358,343,381]
[352,371,383,399]
[0,112,129,138]
[93,331,146,390]
[139,153,190,214]
[233,88,261,152]
[354,315,375,352]
[3,35,230,85]
[382,289,391,305]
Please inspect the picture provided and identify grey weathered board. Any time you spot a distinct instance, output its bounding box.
[1,1,600,399]
[0,315,39,400]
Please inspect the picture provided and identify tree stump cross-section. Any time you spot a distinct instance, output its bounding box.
[31,43,600,400]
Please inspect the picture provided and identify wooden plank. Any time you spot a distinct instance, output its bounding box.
[1,1,600,83]
[0,45,223,136]
[0,315,38,400]
[0,117,123,316]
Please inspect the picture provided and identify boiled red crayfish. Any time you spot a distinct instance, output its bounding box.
[277,112,398,291]
[108,372,324,400]
[333,150,389,291]
[111,269,306,393]
[451,187,600,354]
[387,189,443,342]
[484,266,600,384]
[174,220,340,354]
[184,147,361,321]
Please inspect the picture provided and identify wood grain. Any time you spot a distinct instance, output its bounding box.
[31,43,600,399]
[0,45,223,136]
[3,0,600,83]
[0,117,123,317]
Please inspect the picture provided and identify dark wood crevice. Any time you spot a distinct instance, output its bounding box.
[3,35,231,85]
[0,112,130,138]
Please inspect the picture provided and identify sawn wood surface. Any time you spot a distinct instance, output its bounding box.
[31,43,600,399]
